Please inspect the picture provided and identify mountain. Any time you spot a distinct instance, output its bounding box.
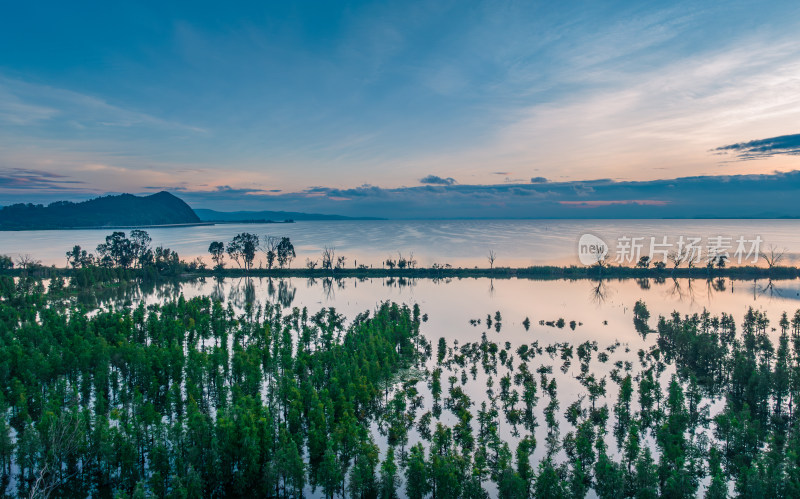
[0,192,202,230]
[194,208,384,222]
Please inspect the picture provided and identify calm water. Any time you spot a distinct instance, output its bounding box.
[3,219,800,267]
[134,275,800,343]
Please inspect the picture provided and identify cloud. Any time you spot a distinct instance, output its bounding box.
[715,133,800,160]
[0,75,206,133]
[213,185,271,195]
[167,170,800,219]
[433,35,800,182]
[0,168,84,191]
[530,176,549,183]
[419,175,456,185]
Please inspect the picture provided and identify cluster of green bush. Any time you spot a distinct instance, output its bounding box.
[0,278,426,497]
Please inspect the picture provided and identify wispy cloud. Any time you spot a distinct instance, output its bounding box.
[715,133,800,160]
[0,168,84,190]
[428,36,800,182]
[0,75,207,133]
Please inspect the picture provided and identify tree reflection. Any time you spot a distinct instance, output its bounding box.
[666,277,697,305]
[211,276,225,303]
[228,277,255,308]
[277,279,296,308]
[322,277,337,300]
[589,279,609,304]
[384,277,417,289]
[757,279,784,300]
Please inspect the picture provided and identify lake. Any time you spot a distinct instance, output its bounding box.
[6,219,800,497]
[3,218,800,268]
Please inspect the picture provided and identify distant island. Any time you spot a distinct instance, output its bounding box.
[0,192,385,230]
[194,208,384,222]
[0,191,202,230]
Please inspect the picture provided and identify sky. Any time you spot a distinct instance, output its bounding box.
[1,0,800,216]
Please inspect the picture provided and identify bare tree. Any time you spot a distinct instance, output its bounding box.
[321,246,335,270]
[487,250,496,270]
[667,248,686,269]
[760,244,786,269]
[261,236,280,269]
[591,248,608,268]
[16,254,41,271]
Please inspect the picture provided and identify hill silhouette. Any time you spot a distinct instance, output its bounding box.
[0,191,201,230]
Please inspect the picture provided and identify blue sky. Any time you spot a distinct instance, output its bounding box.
[1,0,800,215]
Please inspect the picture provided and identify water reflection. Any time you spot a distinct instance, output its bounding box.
[590,279,609,304]
[276,279,296,308]
[666,277,697,304]
[81,276,800,334]
[227,277,256,308]
[754,278,800,301]
[211,276,225,302]
[9,219,800,267]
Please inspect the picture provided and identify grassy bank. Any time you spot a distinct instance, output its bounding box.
[5,263,800,282]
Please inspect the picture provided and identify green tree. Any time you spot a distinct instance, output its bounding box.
[208,241,225,269]
[276,237,296,268]
[227,233,259,273]
[379,447,399,499]
[405,443,431,499]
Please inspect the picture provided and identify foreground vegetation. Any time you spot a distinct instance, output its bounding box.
[2,273,800,498]
[1,276,428,497]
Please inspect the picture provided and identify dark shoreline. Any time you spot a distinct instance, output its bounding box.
[0,222,217,231]
[7,264,800,281]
